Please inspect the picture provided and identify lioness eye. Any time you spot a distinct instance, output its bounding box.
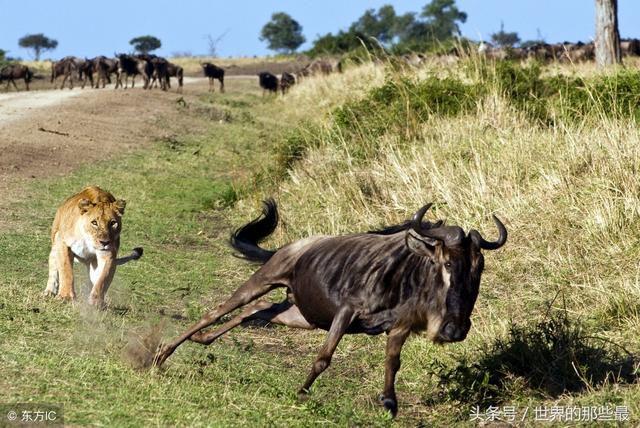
[91,220,98,227]
[110,220,118,228]
[445,262,452,269]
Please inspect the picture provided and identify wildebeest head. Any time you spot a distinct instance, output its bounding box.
[404,204,507,343]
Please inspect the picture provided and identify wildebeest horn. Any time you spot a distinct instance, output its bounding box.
[469,215,507,250]
[411,204,464,245]
[411,203,433,234]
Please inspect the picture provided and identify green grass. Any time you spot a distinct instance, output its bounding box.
[0,80,400,427]
[1,62,639,427]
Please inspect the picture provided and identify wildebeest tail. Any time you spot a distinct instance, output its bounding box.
[230,198,278,263]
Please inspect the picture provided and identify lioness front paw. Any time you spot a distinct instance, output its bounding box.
[88,295,106,309]
[56,292,76,301]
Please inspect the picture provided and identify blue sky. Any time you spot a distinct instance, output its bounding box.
[1,1,639,59]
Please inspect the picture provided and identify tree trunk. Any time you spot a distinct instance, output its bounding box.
[595,0,621,66]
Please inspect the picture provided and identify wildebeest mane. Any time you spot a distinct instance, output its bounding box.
[368,220,443,235]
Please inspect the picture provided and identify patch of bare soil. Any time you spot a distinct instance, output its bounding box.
[0,80,211,227]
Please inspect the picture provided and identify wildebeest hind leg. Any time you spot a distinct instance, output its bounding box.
[190,300,314,345]
[298,306,355,396]
[153,278,284,367]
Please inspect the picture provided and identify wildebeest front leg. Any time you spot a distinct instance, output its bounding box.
[379,326,410,417]
[298,306,356,396]
[190,300,314,345]
[153,275,281,367]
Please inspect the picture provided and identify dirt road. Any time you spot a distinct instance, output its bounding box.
[0,78,218,226]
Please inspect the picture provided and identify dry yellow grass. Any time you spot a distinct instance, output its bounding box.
[232,57,640,421]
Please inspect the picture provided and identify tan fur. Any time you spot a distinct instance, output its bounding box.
[44,186,130,307]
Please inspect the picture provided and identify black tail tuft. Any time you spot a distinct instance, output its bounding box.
[131,247,144,259]
[230,198,278,263]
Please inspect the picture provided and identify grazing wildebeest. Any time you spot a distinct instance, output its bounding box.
[258,71,278,95]
[153,200,507,416]
[165,62,184,92]
[51,57,78,89]
[115,54,151,89]
[279,72,295,95]
[0,64,33,91]
[201,62,224,92]
[93,56,119,88]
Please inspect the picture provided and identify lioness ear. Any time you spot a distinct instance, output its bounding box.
[78,198,93,214]
[113,199,126,216]
[405,229,440,257]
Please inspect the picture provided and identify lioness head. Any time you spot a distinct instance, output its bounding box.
[78,198,126,252]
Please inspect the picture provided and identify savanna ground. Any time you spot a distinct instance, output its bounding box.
[0,55,639,427]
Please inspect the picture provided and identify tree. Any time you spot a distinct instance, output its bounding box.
[350,5,399,45]
[260,12,305,53]
[595,0,620,66]
[420,0,467,41]
[18,33,58,60]
[491,22,520,48]
[205,30,229,57]
[129,36,162,54]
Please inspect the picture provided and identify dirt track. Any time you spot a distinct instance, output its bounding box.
[0,78,217,225]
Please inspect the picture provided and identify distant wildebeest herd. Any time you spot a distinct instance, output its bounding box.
[49,54,185,91]
[258,58,341,96]
[0,55,342,95]
[5,38,639,94]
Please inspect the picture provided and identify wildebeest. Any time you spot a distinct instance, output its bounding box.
[115,54,151,89]
[137,54,169,91]
[201,62,224,92]
[258,71,278,95]
[51,57,78,89]
[93,56,119,88]
[621,38,640,57]
[0,64,33,91]
[279,72,295,95]
[299,59,334,77]
[165,62,184,91]
[153,200,507,416]
[77,58,95,89]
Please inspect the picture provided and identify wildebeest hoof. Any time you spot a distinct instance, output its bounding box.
[296,389,310,401]
[379,395,398,417]
[153,344,172,367]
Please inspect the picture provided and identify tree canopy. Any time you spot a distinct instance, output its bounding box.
[491,22,521,48]
[260,12,306,53]
[129,36,162,54]
[18,33,58,60]
[308,1,468,56]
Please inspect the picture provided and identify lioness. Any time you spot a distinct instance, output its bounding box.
[44,186,143,307]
